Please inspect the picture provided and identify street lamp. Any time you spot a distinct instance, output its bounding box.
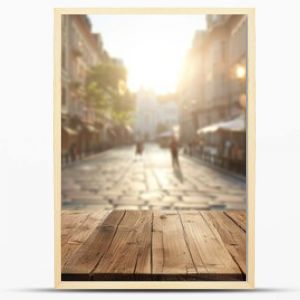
[234,64,246,110]
[235,63,246,175]
[235,64,246,80]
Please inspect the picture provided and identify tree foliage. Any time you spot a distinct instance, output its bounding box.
[85,62,135,125]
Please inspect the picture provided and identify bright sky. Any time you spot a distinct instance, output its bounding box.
[89,15,206,94]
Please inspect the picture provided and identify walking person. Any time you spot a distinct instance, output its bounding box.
[169,136,180,167]
[69,143,77,162]
[135,140,144,156]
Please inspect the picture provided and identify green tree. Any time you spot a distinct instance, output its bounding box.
[85,62,135,125]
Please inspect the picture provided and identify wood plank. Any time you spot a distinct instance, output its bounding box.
[179,211,243,280]
[62,210,125,280]
[202,211,246,276]
[61,212,89,247]
[152,211,196,275]
[92,210,152,279]
[61,210,246,281]
[225,211,246,232]
[152,211,164,274]
[61,210,110,267]
[134,211,153,274]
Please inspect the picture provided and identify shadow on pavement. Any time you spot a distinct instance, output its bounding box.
[173,162,184,183]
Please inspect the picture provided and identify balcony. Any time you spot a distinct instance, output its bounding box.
[72,45,83,58]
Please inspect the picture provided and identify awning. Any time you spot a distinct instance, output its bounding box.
[197,114,245,135]
[84,125,98,133]
[63,127,77,136]
[197,123,221,134]
[125,125,133,133]
[219,115,245,132]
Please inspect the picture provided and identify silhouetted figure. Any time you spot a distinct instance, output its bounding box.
[189,141,194,156]
[135,141,144,156]
[169,136,179,167]
[70,143,77,162]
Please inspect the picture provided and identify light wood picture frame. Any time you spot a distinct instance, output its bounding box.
[54,7,255,290]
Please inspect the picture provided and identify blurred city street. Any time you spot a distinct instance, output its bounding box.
[62,144,246,211]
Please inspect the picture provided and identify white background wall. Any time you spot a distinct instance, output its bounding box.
[1,0,300,299]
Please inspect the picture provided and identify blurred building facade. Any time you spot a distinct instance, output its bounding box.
[134,89,158,141]
[134,89,179,141]
[178,15,247,143]
[178,30,206,142]
[61,15,104,161]
[157,101,179,131]
[62,15,103,122]
[61,15,133,163]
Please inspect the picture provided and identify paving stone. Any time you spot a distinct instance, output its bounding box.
[161,196,180,203]
[167,190,186,196]
[173,203,209,210]
[148,203,172,210]
[82,204,113,210]
[62,198,72,204]
[70,198,109,205]
[62,145,246,210]
[140,191,165,201]
[123,190,141,196]
[185,190,212,196]
[113,196,144,205]
[114,205,141,210]
[64,192,98,200]
[208,204,227,210]
[105,196,120,204]
[214,194,244,203]
[225,202,247,210]
[140,205,150,210]
[182,195,213,203]
[99,191,122,197]
[223,190,246,196]
[62,184,81,191]
[63,203,113,210]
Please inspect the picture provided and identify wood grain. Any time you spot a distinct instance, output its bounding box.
[225,211,246,232]
[61,210,246,281]
[62,210,125,280]
[62,210,110,266]
[179,211,243,280]
[202,211,246,275]
[152,211,196,275]
[93,210,152,279]
[61,212,89,247]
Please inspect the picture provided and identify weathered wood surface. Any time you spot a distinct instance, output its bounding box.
[61,210,246,281]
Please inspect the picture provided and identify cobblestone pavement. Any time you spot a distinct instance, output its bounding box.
[62,144,246,210]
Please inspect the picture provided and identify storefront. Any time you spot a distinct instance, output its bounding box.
[62,126,78,163]
[196,114,246,175]
[82,124,99,155]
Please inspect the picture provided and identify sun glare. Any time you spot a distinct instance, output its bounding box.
[89,15,206,94]
[127,47,182,94]
[236,65,246,79]
[123,25,188,94]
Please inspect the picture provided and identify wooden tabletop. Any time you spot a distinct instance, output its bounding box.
[61,210,246,281]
